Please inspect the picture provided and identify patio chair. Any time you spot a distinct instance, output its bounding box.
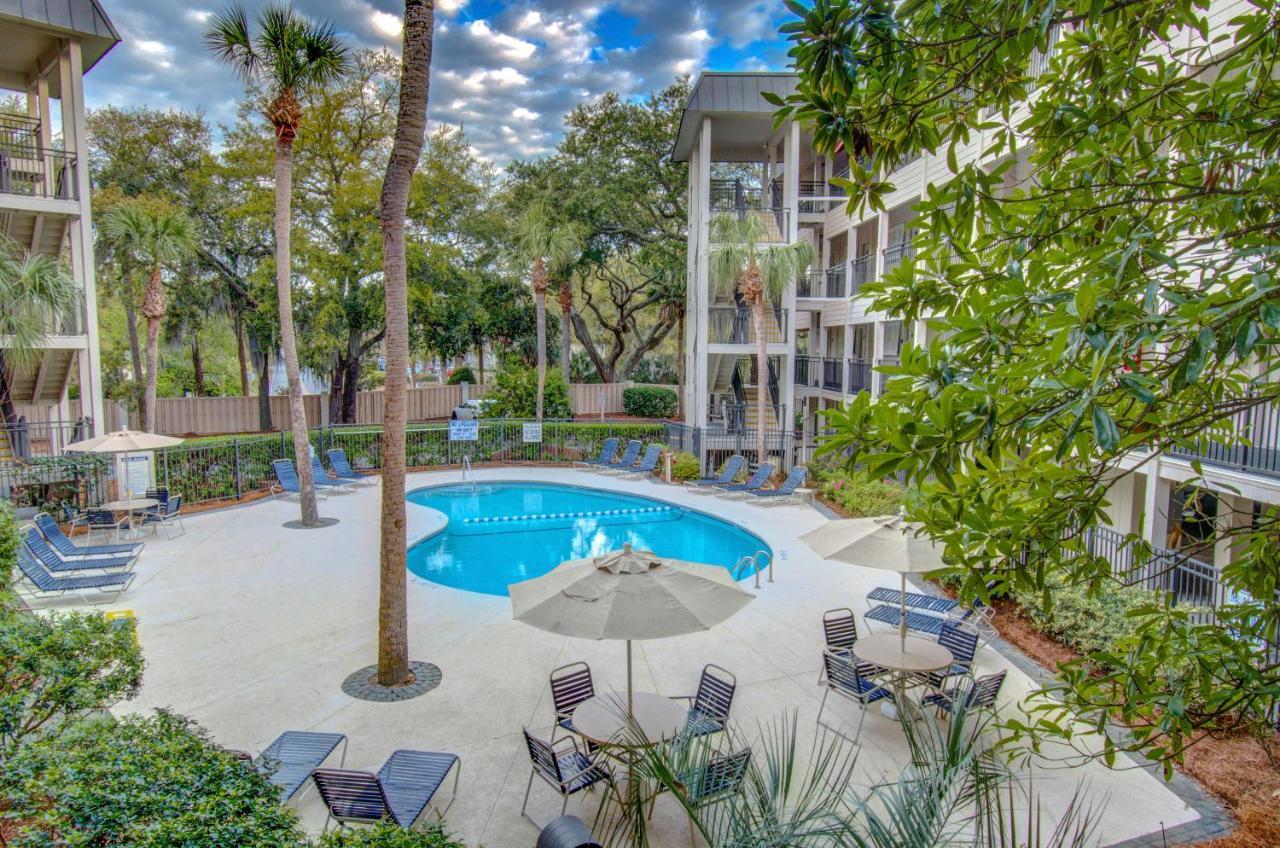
[23,528,136,573]
[593,439,641,474]
[271,459,331,499]
[674,749,752,845]
[818,608,886,684]
[744,465,809,504]
[34,512,142,559]
[60,503,89,532]
[713,463,774,498]
[327,448,376,486]
[549,662,596,745]
[923,670,1008,719]
[312,749,460,831]
[521,729,613,824]
[676,664,736,741]
[15,540,135,605]
[573,438,619,470]
[311,455,354,492]
[817,648,893,743]
[255,730,348,802]
[85,508,129,542]
[141,495,186,538]
[684,454,744,491]
[611,443,663,478]
[917,621,980,690]
[145,487,169,506]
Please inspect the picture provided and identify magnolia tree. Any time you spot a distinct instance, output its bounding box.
[771,0,1280,768]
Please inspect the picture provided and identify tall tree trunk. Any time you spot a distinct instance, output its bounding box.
[341,341,360,424]
[377,0,434,687]
[248,332,272,431]
[234,311,250,396]
[559,283,572,383]
[142,267,165,433]
[123,298,145,426]
[752,297,768,465]
[533,258,547,421]
[0,351,17,427]
[475,342,484,385]
[273,132,319,524]
[328,352,344,424]
[191,331,206,397]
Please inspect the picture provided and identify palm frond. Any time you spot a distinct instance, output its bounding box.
[203,3,259,83]
[0,238,77,367]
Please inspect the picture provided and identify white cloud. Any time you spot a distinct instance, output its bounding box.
[437,0,469,14]
[370,10,402,39]
[512,107,540,121]
[468,20,537,62]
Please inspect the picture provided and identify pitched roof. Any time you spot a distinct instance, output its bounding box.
[0,0,121,72]
[672,72,799,162]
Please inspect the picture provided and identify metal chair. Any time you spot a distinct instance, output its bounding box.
[682,749,751,846]
[817,648,893,743]
[145,487,169,506]
[677,664,736,740]
[521,729,613,824]
[85,508,128,542]
[919,621,979,690]
[549,662,595,745]
[818,608,887,684]
[60,502,89,532]
[142,494,186,538]
[311,749,460,832]
[255,730,348,802]
[923,670,1008,719]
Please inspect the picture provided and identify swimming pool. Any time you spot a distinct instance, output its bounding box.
[405,482,769,596]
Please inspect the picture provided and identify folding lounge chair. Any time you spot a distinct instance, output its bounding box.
[573,438,619,470]
[867,586,961,615]
[312,749,461,831]
[745,465,809,504]
[593,439,641,473]
[15,541,135,605]
[23,528,136,573]
[865,597,994,647]
[34,512,142,559]
[713,463,774,498]
[684,454,745,491]
[255,730,348,802]
[612,443,663,478]
[272,459,331,499]
[311,455,354,492]
[327,448,376,486]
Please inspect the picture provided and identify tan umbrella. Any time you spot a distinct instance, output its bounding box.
[65,427,184,453]
[801,515,947,650]
[509,544,754,716]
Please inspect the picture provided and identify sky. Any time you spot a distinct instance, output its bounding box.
[87,0,794,165]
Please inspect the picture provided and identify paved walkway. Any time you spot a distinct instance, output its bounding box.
[51,467,1202,845]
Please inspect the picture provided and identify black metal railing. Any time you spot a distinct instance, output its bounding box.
[710,178,764,212]
[795,356,821,388]
[708,305,787,344]
[0,143,78,200]
[796,270,825,298]
[1166,395,1280,479]
[875,356,900,394]
[707,400,787,435]
[1028,25,1062,83]
[847,359,872,394]
[822,357,844,392]
[2,417,93,459]
[882,241,916,275]
[850,255,875,293]
[825,266,847,298]
[1084,526,1222,623]
[0,452,110,513]
[0,114,40,147]
[667,420,798,472]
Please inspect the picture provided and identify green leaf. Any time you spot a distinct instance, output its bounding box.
[1092,404,1119,452]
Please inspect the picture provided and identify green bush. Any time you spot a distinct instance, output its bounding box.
[671,451,701,481]
[487,362,573,419]
[623,385,678,418]
[0,499,17,596]
[2,710,303,847]
[317,822,467,848]
[446,366,475,385]
[1010,574,1153,656]
[815,471,904,517]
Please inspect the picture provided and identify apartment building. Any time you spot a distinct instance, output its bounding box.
[0,0,117,458]
[673,0,1272,606]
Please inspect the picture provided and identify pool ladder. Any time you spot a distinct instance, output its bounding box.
[461,455,476,492]
[733,550,774,589]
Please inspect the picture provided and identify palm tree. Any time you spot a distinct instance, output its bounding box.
[101,201,198,433]
[0,238,77,429]
[557,278,573,383]
[513,204,580,420]
[709,212,815,464]
[204,2,348,527]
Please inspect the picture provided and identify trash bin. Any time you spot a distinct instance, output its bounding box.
[536,814,601,848]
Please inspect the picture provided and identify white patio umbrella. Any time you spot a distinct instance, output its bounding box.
[801,515,947,651]
[65,427,184,453]
[509,544,755,717]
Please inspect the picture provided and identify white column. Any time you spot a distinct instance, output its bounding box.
[781,122,801,431]
[1141,461,1172,550]
[692,117,712,429]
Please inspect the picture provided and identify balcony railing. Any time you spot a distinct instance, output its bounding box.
[0,114,40,147]
[850,255,875,294]
[797,268,846,299]
[707,399,787,433]
[1167,394,1280,478]
[0,144,78,201]
[882,241,916,276]
[2,417,94,459]
[875,356,899,394]
[795,355,821,388]
[708,305,787,345]
[847,359,872,393]
[822,357,844,392]
[1028,25,1062,83]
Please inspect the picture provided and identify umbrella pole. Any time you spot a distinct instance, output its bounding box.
[626,639,633,718]
[900,573,908,652]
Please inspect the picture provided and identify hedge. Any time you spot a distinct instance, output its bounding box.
[445,366,474,385]
[623,385,678,418]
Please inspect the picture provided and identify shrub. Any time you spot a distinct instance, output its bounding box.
[446,366,475,385]
[1010,574,1153,656]
[671,451,701,481]
[817,473,904,517]
[317,822,467,848]
[623,385,678,418]
[2,710,304,846]
[0,499,17,596]
[487,362,573,419]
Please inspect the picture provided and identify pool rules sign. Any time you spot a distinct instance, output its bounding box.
[448,419,478,441]
[522,422,542,443]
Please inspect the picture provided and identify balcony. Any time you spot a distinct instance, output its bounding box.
[882,241,915,276]
[0,117,78,202]
[850,255,875,294]
[875,355,899,394]
[708,305,788,345]
[847,359,872,393]
[708,180,789,243]
[1166,394,1280,479]
[795,355,820,388]
[796,268,846,299]
[821,357,844,392]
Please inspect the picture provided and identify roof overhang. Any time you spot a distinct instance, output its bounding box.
[0,0,121,96]
[671,72,799,163]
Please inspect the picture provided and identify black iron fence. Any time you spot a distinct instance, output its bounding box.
[822,357,844,392]
[708,306,787,344]
[666,421,798,473]
[850,255,875,294]
[2,417,93,459]
[848,360,873,394]
[796,270,824,298]
[0,453,111,514]
[1083,526,1222,623]
[1166,395,1280,479]
[0,144,77,200]
[795,356,821,388]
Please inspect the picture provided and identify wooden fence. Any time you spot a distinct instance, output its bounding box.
[16,382,676,437]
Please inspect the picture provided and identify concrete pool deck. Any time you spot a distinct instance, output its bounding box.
[42,466,1205,845]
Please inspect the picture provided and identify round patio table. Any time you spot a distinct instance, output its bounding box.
[853,633,954,720]
[99,497,159,538]
[573,691,688,748]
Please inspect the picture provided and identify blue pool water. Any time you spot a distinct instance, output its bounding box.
[405,482,768,596]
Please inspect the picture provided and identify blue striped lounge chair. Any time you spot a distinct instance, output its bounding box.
[593,439,641,473]
[311,455,354,492]
[34,512,142,560]
[23,528,136,573]
[312,749,461,830]
[271,459,331,499]
[15,539,135,605]
[254,730,348,802]
[865,596,994,647]
[684,454,745,492]
[745,466,809,504]
[713,463,774,498]
[573,438,619,470]
[326,449,376,486]
[612,443,663,478]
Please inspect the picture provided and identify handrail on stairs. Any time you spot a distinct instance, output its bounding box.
[461,454,475,491]
[732,549,774,589]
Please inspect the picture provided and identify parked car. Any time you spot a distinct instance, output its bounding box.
[451,398,494,420]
